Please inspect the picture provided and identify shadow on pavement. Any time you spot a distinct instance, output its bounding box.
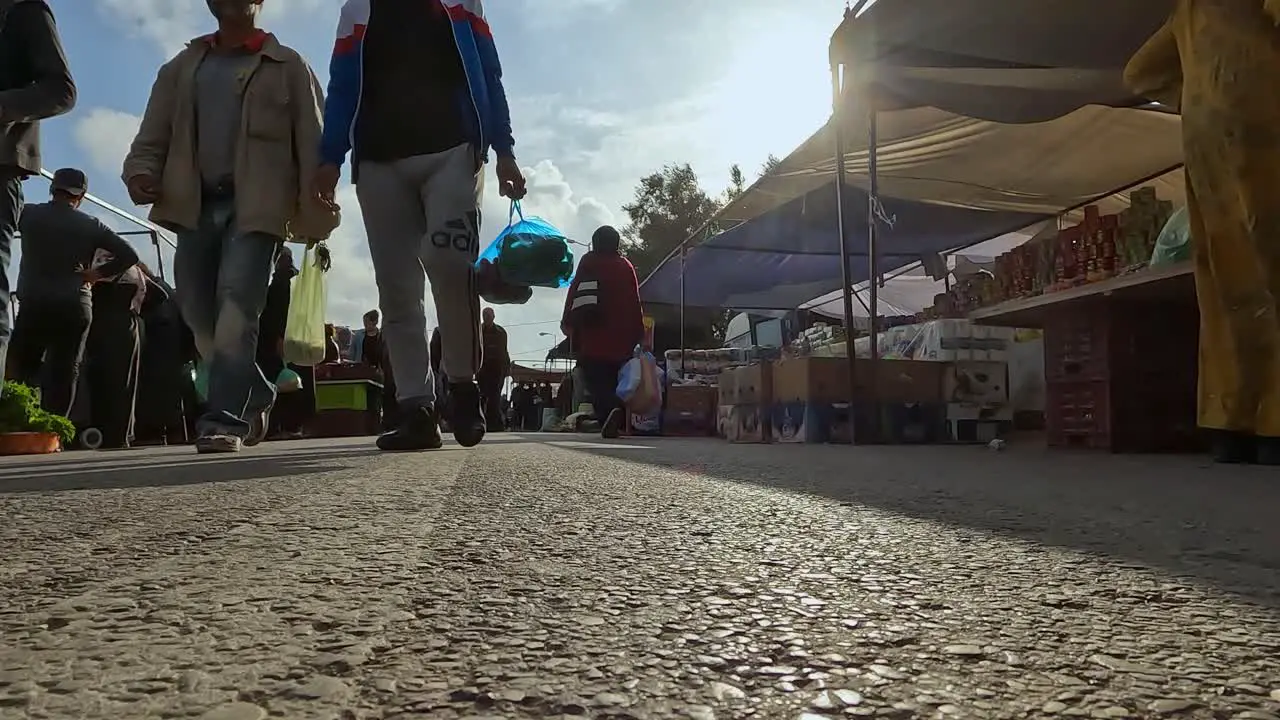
[0,447,381,495]
[563,437,1280,607]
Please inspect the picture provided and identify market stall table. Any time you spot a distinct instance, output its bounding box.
[308,364,385,438]
[969,262,1199,453]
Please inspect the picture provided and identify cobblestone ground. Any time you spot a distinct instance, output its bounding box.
[1,436,1278,720]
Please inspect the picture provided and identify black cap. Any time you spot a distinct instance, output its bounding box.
[591,225,621,253]
[50,168,88,197]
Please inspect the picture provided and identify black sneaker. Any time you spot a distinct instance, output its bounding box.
[601,408,624,439]
[1256,436,1280,466]
[447,381,486,448]
[376,405,443,451]
[1210,429,1255,464]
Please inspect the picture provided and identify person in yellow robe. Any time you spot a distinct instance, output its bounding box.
[1125,0,1280,465]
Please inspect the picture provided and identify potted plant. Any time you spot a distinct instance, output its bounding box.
[0,382,75,455]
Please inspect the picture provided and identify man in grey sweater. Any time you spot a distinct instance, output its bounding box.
[0,0,76,391]
[11,169,139,416]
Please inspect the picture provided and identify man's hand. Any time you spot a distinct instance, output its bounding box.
[496,156,526,200]
[79,268,101,284]
[314,163,340,209]
[126,175,161,205]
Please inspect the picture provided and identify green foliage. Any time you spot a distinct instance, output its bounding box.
[620,163,723,282]
[760,154,782,178]
[725,164,747,202]
[0,382,75,445]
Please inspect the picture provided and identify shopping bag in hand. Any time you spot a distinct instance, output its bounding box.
[616,345,661,415]
[474,200,574,304]
[283,243,330,366]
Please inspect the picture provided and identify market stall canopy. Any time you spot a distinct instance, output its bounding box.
[830,0,1174,122]
[719,104,1184,224]
[640,181,1045,310]
[510,364,565,385]
[640,104,1184,310]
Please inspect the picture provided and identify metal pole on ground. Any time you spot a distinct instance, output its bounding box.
[832,60,859,444]
[866,96,881,443]
[679,246,687,379]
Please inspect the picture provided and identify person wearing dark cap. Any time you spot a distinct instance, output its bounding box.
[10,169,139,416]
[560,225,644,439]
[0,0,76,391]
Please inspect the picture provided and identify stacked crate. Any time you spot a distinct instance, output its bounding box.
[1044,300,1200,452]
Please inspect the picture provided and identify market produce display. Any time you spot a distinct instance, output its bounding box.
[922,188,1176,318]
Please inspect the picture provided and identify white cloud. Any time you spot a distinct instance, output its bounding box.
[71,108,140,185]
[95,0,331,57]
[71,105,612,369]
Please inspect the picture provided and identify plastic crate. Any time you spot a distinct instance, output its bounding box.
[1044,309,1112,382]
[1046,379,1112,449]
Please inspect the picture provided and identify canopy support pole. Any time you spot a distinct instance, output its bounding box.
[832,61,859,444]
[866,92,882,443]
[679,245,687,380]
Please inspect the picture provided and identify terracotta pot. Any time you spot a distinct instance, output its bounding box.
[0,432,62,456]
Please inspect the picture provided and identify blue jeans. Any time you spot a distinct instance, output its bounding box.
[0,174,22,387]
[174,196,280,438]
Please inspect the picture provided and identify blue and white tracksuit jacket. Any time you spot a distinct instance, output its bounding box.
[319,0,516,169]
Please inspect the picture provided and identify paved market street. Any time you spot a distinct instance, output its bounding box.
[1,436,1279,720]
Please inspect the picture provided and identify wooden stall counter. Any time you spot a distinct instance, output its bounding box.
[969,262,1192,329]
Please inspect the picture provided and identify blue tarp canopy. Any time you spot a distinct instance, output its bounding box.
[641,181,1045,309]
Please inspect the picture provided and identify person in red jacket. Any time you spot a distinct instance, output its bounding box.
[561,225,644,438]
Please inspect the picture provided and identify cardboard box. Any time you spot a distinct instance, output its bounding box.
[737,363,773,405]
[665,385,718,437]
[771,357,943,404]
[717,367,741,405]
[716,403,734,438]
[770,401,852,444]
[727,404,769,443]
[942,361,1010,406]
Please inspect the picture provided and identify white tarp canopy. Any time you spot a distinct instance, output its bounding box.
[716,103,1184,227]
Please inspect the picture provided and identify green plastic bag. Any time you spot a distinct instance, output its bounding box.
[1150,206,1190,266]
[191,363,302,402]
[283,244,329,366]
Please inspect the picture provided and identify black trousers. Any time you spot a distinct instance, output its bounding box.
[478,371,505,429]
[10,298,91,416]
[86,285,141,448]
[581,358,626,423]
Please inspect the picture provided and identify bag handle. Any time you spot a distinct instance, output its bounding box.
[508,200,525,226]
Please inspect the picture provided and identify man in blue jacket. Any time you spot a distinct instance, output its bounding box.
[315,0,526,452]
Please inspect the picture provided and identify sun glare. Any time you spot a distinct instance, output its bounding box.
[700,11,835,173]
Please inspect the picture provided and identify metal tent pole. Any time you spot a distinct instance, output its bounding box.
[679,245,687,379]
[832,61,859,445]
[866,97,881,443]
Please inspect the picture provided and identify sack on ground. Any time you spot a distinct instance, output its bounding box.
[1150,206,1190,266]
[283,244,329,366]
[616,346,661,414]
[475,201,574,304]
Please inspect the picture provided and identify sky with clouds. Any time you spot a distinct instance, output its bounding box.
[28,0,842,366]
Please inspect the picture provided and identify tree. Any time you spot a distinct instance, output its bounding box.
[760,154,782,178]
[620,163,722,282]
[725,163,747,202]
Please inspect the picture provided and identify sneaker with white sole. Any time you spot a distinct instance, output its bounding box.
[195,434,243,454]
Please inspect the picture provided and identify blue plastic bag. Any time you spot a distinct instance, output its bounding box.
[475,201,574,289]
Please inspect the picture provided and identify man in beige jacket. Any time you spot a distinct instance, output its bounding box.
[123,0,337,454]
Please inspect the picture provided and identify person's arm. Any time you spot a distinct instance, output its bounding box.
[621,259,645,350]
[319,0,365,168]
[1123,15,1182,110]
[470,3,515,158]
[0,2,75,124]
[89,219,141,280]
[288,55,339,239]
[122,60,179,192]
[497,326,511,373]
